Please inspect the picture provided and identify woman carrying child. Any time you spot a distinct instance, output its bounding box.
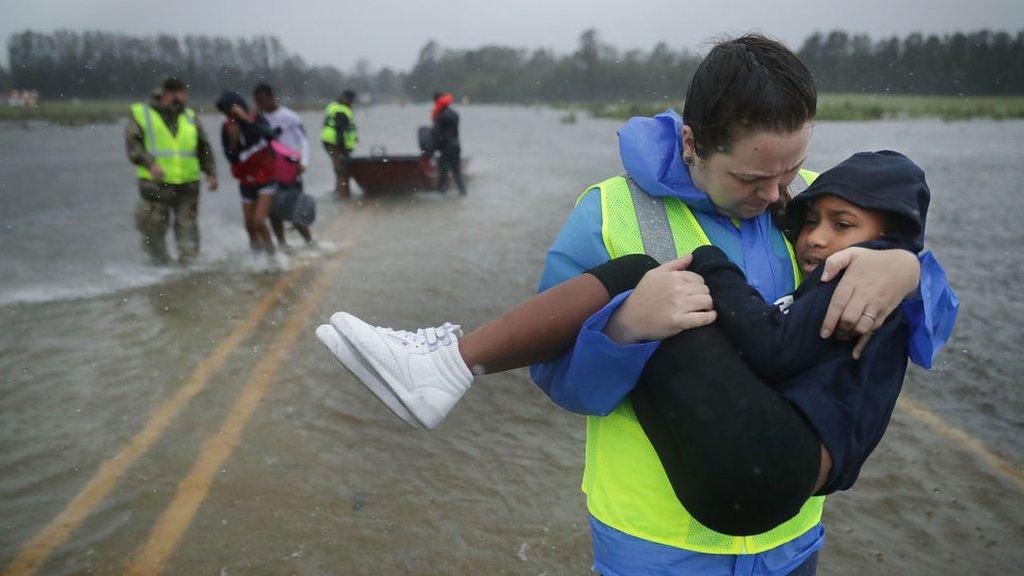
[317,35,957,576]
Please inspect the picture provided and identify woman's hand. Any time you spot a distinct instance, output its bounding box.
[820,247,920,357]
[229,104,249,122]
[604,254,716,345]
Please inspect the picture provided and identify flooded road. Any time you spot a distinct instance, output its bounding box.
[1,106,1022,575]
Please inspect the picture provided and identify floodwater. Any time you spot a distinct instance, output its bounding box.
[1,106,1022,575]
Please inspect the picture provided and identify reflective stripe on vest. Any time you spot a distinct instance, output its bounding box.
[583,169,822,555]
[321,102,358,150]
[131,103,200,185]
[623,176,712,263]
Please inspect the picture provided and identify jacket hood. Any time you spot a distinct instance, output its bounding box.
[215,90,249,115]
[785,150,930,253]
[617,109,718,214]
[432,93,454,120]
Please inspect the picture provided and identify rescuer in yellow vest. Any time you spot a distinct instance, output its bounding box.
[125,76,217,266]
[321,89,358,197]
[525,35,931,576]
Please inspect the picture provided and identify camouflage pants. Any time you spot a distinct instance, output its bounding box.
[324,143,351,197]
[135,180,200,265]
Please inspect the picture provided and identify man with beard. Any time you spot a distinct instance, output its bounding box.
[125,76,218,266]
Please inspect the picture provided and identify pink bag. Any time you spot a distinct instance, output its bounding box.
[270,140,301,185]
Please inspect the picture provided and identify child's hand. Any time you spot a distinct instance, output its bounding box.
[605,255,716,344]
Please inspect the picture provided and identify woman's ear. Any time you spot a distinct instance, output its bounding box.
[681,125,696,158]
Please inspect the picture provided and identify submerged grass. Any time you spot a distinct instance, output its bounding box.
[581,93,1024,122]
[0,99,327,127]
[0,100,133,126]
[4,93,1024,127]
[817,93,1024,121]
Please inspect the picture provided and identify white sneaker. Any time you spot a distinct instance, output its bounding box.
[316,324,423,428]
[329,312,474,430]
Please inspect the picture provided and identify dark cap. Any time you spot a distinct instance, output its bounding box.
[161,76,187,92]
[785,150,930,253]
[341,89,357,102]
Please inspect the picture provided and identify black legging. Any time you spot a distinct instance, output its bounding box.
[588,254,821,536]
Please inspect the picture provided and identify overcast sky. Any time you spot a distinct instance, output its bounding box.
[5,0,1023,70]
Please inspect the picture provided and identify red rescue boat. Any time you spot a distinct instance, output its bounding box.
[346,127,469,196]
[347,156,471,197]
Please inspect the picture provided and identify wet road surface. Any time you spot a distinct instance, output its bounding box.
[1,107,1022,575]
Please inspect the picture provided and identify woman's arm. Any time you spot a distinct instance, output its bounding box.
[221,122,241,164]
[529,190,662,415]
[236,113,277,144]
[602,255,717,344]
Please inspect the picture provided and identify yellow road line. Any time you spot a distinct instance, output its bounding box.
[898,397,1024,491]
[2,270,303,576]
[124,221,364,576]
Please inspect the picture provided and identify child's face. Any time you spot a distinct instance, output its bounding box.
[795,195,888,275]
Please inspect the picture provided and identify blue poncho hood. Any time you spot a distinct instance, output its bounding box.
[617,109,720,214]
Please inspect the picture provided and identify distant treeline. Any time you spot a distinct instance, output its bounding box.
[3,28,1024,102]
[402,30,697,103]
[2,30,401,101]
[799,30,1024,95]
[406,28,1024,102]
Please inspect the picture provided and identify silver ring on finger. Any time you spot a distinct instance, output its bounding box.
[861,311,877,321]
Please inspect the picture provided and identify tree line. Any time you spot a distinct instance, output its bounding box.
[402,30,698,103]
[798,30,1024,95]
[1,30,400,101]
[406,28,1024,101]
[3,28,1023,102]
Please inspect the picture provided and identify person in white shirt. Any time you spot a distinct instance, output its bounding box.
[254,83,315,251]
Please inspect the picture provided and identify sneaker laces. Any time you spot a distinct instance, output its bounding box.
[383,322,463,351]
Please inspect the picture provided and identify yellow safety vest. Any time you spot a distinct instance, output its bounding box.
[131,103,200,184]
[582,169,821,555]
[321,102,358,150]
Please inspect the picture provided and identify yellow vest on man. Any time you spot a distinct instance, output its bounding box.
[321,102,358,151]
[582,169,822,555]
[131,103,200,185]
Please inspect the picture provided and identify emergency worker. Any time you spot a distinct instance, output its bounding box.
[431,92,466,195]
[321,89,358,197]
[125,76,217,265]
[528,35,955,575]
